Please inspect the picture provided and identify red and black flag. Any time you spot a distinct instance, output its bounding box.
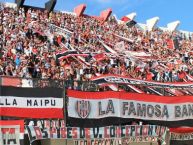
[0,86,64,119]
[166,38,180,50]
[170,127,193,145]
[121,16,137,28]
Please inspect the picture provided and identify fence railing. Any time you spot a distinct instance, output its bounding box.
[0,76,99,91]
[1,76,193,96]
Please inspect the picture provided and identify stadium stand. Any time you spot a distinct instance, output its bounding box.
[0,2,193,95]
[1,2,193,145]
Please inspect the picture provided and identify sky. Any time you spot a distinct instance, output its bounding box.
[1,0,193,31]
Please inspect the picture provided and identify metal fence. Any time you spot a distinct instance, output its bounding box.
[1,76,193,96]
[0,76,99,91]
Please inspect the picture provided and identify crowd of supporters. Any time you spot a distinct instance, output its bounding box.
[0,4,193,84]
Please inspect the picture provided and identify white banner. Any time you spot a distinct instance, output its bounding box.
[171,132,193,141]
[0,96,63,108]
[68,97,193,121]
[26,125,166,143]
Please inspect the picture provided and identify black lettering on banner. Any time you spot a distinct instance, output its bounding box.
[175,106,181,118]
[128,102,136,116]
[139,126,143,136]
[148,126,153,136]
[41,128,48,139]
[139,137,142,142]
[84,140,88,145]
[57,128,60,138]
[7,138,17,145]
[110,139,114,145]
[179,134,183,139]
[147,105,154,118]
[188,104,193,116]
[13,99,17,106]
[122,102,128,115]
[92,127,99,138]
[51,100,56,106]
[191,133,193,139]
[25,125,167,143]
[130,126,135,136]
[184,134,188,140]
[155,105,161,117]
[0,100,3,105]
[74,141,78,145]
[110,126,116,138]
[137,103,146,117]
[27,100,32,106]
[172,133,178,140]
[106,100,115,114]
[45,100,49,106]
[40,100,43,106]
[34,100,38,106]
[26,126,37,142]
[98,102,105,116]
[182,105,189,117]
[131,137,136,142]
[5,99,11,105]
[91,140,95,145]
[162,105,169,118]
[121,126,125,138]
[80,128,85,139]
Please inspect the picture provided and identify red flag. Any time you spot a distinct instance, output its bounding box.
[121,16,130,22]
[166,39,174,49]
[93,53,106,61]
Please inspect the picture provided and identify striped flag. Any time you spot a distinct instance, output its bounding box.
[170,127,193,145]
[121,16,137,27]
[166,38,179,50]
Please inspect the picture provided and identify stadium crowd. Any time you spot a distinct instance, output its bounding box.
[0,4,193,84]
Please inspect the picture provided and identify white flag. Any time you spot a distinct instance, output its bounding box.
[114,41,125,52]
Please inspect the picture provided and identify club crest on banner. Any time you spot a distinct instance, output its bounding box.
[76,100,91,118]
